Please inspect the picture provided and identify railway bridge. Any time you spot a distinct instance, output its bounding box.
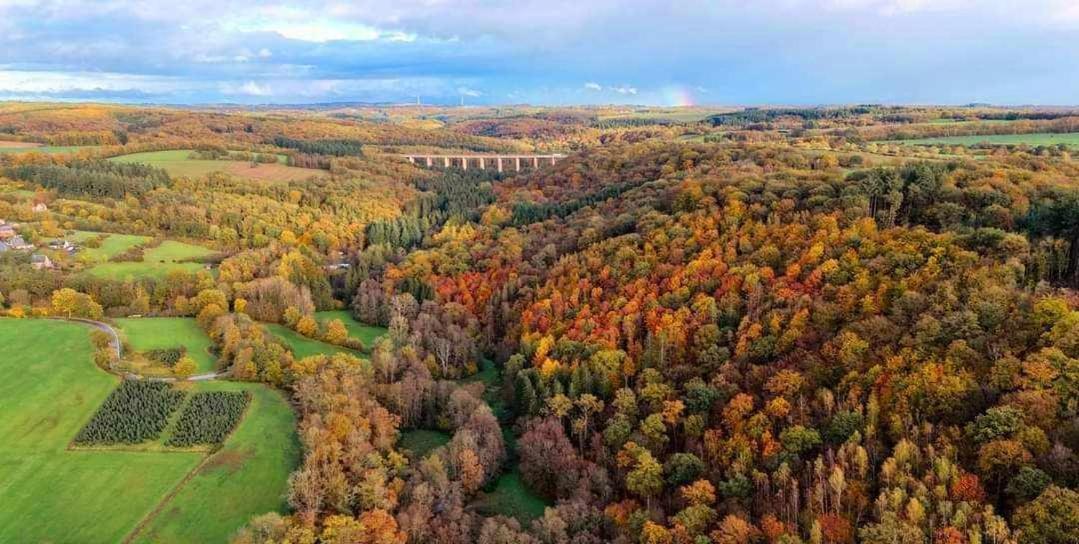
[402,153,566,172]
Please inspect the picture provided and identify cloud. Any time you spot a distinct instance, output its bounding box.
[229,81,272,96]
[0,1,1077,104]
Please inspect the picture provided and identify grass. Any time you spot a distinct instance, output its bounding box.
[130,381,300,544]
[0,319,299,543]
[399,429,452,459]
[114,317,217,374]
[315,310,387,349]
[472,468,550,523]
[109,149,324,182]
[87,240,216,280]
[0,319,203,544]
[888,132,1079,147]
[264,323,359,359]
[69,230,151,261]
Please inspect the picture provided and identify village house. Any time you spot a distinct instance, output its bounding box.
[0,240,9,253]
[0,223,15,239]
[32,202,48,213]
[7,235,33,251]
[30,254,53,270]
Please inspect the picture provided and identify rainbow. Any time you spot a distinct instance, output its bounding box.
[662,86,697,107]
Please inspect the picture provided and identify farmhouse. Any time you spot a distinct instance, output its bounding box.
[32,202,48,213]
[0,224,14,239]
[8,235,33,251]
[31,254,54,270]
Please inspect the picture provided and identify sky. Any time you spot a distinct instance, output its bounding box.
[1,0,1078,106]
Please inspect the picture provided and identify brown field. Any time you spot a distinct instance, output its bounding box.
[0,140,43,148]
[220,161,327,182]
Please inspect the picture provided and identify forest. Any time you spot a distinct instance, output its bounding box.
[0,102,1076,543]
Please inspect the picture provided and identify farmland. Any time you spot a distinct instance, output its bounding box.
[87,240,216,280]
[114,317,218,374]
[69,231,151,262]
[889,131,1079,147]
[108,149,326,182]
[0,319,203,543]
[0,319,298,543]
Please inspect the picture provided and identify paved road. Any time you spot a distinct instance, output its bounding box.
[54,317,223,382]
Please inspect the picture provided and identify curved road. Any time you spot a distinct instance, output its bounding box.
[54,317,222,381]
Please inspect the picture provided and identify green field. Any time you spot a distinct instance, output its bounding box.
[70,231,151,261]
[889,132,1079,147]
[399,429,452,459]
[87,240,216,280]
[109,149,322,182]
[264,323,359,359]
[0,319,202,543]
[315,310,387,349]
[0,319,299,543]
[114,317,217,374]
[130,381,299,544]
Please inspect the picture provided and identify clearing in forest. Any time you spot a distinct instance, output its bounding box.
[69,231,152,262]
[86,240,216,280]
[315,309,388,349]
[108,149,326,182]
[114,317,218,374]
[0,319,299,544]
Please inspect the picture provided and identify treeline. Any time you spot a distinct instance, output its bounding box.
[272,136,363,157]
[708,106,878,127]
[5,159,170,199]
[365,169,498,249]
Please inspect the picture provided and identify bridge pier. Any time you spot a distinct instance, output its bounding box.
[402,153,564,173]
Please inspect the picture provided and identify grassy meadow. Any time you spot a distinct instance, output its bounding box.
[69,231,151,262]
[263,323,358,359]
[315,310,387,349]
[87,240,216,280]
[129,381,299,544]
[890,132,1079,147]
[0,319,298,543]
[109,149,324,182]
[0,319,203,543]
[114,317,217,374]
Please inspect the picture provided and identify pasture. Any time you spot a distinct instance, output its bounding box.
[890,132,1079,147]
[114,317,217,374]
[109,149,325,182]
[87,240,216,280]
[129,381,299,544]
[0,319,299,543]
[0,319,203,543]
[69,230,151,261]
